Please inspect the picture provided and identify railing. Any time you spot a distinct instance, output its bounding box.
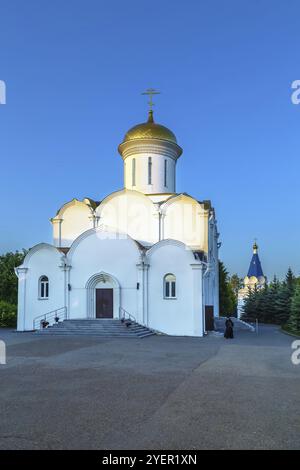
[33,307,67,331]
[119,306,136,324]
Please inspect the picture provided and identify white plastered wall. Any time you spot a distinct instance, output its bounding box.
[16,244,65,331]
[67,228,142,322]
[146,241,204,336]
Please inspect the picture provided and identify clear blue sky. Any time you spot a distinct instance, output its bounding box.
[0,0,299,279]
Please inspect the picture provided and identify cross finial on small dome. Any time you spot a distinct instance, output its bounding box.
[141,88,160,111]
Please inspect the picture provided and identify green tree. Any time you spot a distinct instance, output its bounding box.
[286,283,300,333]
[242,281,282,324]
[0,300,17,327]
[0,250,27,305]
[255,285,269,322]
[229,274,243,298]
[219,261,236,316]
[285,267,296,296]
[274,283,292,325]
[242,270,300,327]
[241,287,257,322]
[261,276,280,323]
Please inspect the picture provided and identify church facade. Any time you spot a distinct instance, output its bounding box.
[15,109,220,336]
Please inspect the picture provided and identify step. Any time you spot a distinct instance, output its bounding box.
[43,326,149,331]
[36,328,148,334]
[36,331,153,337]
[35,318,155,338]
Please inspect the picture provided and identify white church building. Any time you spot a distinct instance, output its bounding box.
[15,107,220,336]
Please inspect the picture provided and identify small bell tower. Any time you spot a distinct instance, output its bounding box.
[237,241,267,318]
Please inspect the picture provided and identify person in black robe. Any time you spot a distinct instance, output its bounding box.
[224,317,234,339]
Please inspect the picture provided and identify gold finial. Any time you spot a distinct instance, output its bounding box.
[141,88,161,111]
[147,109,154,123]
[253,238,258,253]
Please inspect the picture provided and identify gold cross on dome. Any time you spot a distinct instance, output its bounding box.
[141,88,161,110]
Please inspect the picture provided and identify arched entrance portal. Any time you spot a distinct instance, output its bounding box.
[85,272,120,319]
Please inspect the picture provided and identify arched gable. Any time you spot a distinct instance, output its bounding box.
[54,198,97,218]
[147,239,195,263]
[95,189,158,246]
[52,198,96,247]
[22,243,64,268]
[160,193,206,215]
[67,225,143,262]
[160,194,208,251]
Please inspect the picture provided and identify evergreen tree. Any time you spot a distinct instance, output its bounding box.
[228,283,237,316]
[219,261,236,316]
[284,267,297,319]
[241,286,258,322]
[241,270,300,327]
[285,267,296,296]
[286,283,300,333]
[262,276,280,323]
[229,274,242,298]
[255,285,269,322]
[274,283,292,325]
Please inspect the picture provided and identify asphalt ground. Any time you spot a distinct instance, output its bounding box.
[0,325,299,449]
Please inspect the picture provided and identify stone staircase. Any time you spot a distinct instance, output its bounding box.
[35,319,155,338]
[214,316,255,332]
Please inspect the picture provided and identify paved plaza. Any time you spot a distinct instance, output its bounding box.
[0,325,299,449]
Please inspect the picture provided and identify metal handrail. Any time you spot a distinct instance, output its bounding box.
[33,307,67,330]
[119,306,136,324]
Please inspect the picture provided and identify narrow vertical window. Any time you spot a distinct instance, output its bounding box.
[171,280,176,298]
[164,159,167,187]
[148,157,152,185]
[132,158,136,186]
[39,276,49,299]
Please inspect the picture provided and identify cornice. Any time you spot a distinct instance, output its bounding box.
[118,139,182,161]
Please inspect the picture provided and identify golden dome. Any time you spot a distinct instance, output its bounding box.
[123,110,177,144]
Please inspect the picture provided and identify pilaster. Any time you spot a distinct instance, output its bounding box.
[136,261,150,326]
[59,261,72,319]
[51,217,63,247]
[15,267,28,331]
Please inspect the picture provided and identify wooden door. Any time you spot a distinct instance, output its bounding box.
[96,289,113,318]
